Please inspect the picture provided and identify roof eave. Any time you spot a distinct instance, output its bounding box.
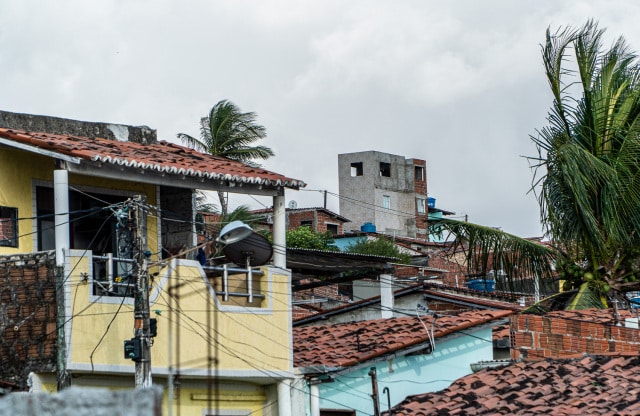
[66,161,293,196]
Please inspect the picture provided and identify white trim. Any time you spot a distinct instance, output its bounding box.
[66,361,294,380]
[0,137,82,164]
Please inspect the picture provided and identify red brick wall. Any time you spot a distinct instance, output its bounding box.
[0,218,14,242]
[511,312,640,361]
[288,211,344,234]
[0,252,58,389]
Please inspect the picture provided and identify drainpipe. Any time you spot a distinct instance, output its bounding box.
[277,379,292,416]
[272,194,286,268]
[54,166,70,390]
[380,274,394,319]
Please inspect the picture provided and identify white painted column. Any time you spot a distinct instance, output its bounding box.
[310,383,320,416]
[272,194,286,268]
[380,273,394,319]
[277,379,292,416]
[54,169,70,267]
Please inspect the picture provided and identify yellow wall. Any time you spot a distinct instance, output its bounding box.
[0,147,158,255]
[67,255,292,375]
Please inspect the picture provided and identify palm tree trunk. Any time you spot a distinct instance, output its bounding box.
[217,190,228,217]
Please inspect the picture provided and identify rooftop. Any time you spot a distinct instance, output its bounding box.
[0,128,305,193]
[294,309,512,373]
[386,355,640,415]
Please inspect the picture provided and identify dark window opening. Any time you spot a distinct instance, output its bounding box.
[36,186,135,298]
[300,220,313,228]
[380,162,391,177]
[0,207,18,247]
[350,162,363,177]
[326,223,339,235]
[415,165,425,181]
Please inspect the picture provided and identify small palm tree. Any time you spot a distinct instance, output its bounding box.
[178,100,275,215]
[432,20,640,310]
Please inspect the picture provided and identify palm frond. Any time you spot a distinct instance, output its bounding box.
[429,218,556,294]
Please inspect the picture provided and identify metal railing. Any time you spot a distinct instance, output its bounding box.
[92,254,137,297]
[202,264,266,303]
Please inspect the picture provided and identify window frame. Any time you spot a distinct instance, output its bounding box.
[382,195,391,209]
[416,197,426,214]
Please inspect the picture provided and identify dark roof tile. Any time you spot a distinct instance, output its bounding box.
[294,309,511,370]
[385,356,640,415]
[0,128,305,189]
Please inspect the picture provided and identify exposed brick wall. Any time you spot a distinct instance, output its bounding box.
[425,251,467,287]
[0,252,58,389]
[511,311,640,361]
[288,211,344,235]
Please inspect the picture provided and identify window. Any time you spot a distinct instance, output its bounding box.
[350,162,363,177]
[326,223,339,235]
[415,165,424,181]
[416,197,426,214]
[0,207,18,247]
[300,220,313,228]
[382,195,391,209]
[379,162,391,177]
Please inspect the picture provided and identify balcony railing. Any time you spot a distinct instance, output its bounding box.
[92,254,137,297]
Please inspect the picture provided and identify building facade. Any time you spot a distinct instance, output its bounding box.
[0,111,304,415]
[338,151,429,238]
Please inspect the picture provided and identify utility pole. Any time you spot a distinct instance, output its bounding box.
[131,196,152,388]
[368,367,380,416]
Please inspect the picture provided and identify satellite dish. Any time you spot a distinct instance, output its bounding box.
[288,200,297,209]
[223,232,273,266]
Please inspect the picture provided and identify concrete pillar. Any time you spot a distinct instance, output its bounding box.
[380,274,394,319]
[277,379,292,416]
[54,169,70,267]
[272,194,286,268]
[310,383,320,416]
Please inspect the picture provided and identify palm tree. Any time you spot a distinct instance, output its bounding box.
[178,100,275,215]
[431,20,640,310]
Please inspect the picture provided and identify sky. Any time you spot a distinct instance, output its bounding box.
[2,0,640,238]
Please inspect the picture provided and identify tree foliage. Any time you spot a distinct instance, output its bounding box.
[431,20,640,309]
[285,227,339,251]
[345,236,412,264]
[178,99,275,215]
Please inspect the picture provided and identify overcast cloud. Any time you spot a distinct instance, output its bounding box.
[2,1,640,237]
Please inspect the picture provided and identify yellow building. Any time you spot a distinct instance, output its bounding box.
[0,112,304,415]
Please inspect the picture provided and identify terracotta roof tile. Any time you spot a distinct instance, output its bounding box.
[0,128,305,189]
[294,309,511,371]
[385,355,640,415]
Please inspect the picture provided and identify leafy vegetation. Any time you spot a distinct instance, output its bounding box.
[430,20,640,309]
[345,236,412,264]
[178,99,274,215]
[284,227,339,251]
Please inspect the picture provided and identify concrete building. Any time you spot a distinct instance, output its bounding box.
[0,111,304,415]
[338,151,429,238]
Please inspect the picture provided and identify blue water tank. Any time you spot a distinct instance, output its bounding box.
[360,222,377,233]
[427,197,436,208]
[465,279,496,292]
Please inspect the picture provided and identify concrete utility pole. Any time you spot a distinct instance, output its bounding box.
[369,367,381,416]
[132,196,152,388]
